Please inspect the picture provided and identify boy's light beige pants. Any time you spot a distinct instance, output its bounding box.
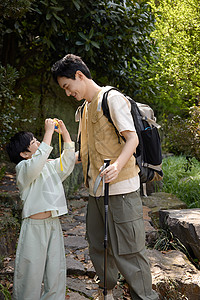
[13,217,66,300]
[86,191,159,300]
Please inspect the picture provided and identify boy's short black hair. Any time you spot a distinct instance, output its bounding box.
[51,54,92,84]
[6,131,34,164]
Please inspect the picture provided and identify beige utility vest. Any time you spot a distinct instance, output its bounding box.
[79,91,139,188]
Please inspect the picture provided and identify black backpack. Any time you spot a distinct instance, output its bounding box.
[101,87,163,184]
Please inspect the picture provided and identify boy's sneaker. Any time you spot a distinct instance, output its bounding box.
[94,289,114,300]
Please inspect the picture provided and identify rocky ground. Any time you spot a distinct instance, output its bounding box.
[61,186,129,299]
[1,172,200,299]
[0,175,129,299]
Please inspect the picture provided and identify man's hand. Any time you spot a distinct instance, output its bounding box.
[100,162,119,183]
[100,130,138,183]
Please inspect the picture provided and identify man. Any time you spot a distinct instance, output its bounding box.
[51,54,158,300]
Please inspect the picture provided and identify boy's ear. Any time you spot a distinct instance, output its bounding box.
[20,151,29,159]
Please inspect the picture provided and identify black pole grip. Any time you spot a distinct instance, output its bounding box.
[104,159,111,206]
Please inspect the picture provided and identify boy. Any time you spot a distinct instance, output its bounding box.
[6,118,75,300]
[51,55,158,299]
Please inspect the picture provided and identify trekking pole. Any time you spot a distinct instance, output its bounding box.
[103,159,111,300]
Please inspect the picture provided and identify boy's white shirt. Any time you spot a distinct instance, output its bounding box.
[88,86,140,197]
[16,141,75,219]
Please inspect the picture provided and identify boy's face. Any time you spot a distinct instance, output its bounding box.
[57,71,86,101]
[20,137,40,160]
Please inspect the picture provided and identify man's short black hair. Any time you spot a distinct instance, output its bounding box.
[6,131,34,164]
[51,54,92,84]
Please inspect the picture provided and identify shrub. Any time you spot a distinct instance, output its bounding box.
[0,65,20,148]
[162,106,200,160]
[162,155,200,208]
[0,65,37,152]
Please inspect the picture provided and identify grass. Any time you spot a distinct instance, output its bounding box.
[162,155,200,208]
[154,228,200,270]
[0,283,11,300]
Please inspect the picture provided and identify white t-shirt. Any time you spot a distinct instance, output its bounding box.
[88,86,140,197]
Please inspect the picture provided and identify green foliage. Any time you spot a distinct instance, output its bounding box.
[154,229,187,253]
[0,64,38,147]
[154,229,200,270]
[150,0,200,92]
[162,156,200,208]
[0,283,11,300]
[0,0,156,94]
[0,0,33,19]
[0,65,20,147]
[162,106,200,160]
[138,0,200,116]
[0,0,157,148]
[59,0,156,92]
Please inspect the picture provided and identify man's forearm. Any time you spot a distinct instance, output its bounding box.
[101,130,139,183]
[114,132,138,172]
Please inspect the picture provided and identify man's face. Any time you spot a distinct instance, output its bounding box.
[21,137,40,160]
[57,71,86,101]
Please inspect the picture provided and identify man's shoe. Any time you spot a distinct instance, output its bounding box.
[94,289,114,300]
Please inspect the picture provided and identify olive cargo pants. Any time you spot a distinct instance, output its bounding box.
[86,191,158,300]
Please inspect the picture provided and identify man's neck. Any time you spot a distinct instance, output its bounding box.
[85,79,102,103]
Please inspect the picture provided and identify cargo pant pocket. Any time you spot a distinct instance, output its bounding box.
[109,192,145,255]
[114,217,145,255]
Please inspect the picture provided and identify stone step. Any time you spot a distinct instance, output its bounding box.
[1,182,200,299]
[159,208,200,261]
[148,249,200,300]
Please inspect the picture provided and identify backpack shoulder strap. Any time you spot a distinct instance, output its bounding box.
[101,88,144,163]
[102,87,120,123]
[102,87,125,143]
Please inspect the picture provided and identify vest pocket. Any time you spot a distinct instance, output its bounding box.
[93,122,122,158]
[91,110,121,157]
[92,112,106,145]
